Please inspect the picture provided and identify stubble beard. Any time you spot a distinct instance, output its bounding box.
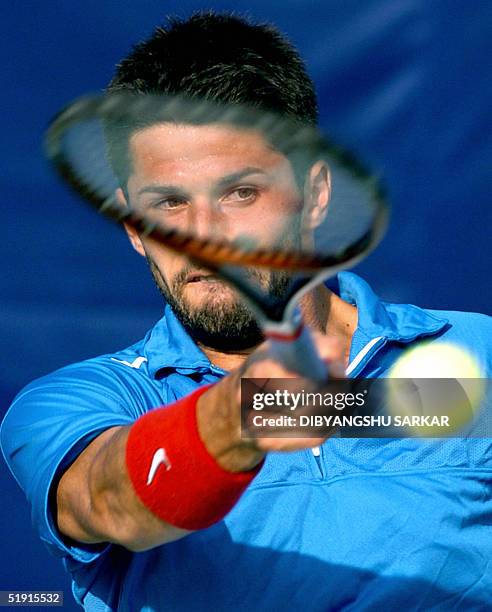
[147,258,291,352]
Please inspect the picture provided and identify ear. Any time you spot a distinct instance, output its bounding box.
[303,161,331,230]
[116,188,146,257]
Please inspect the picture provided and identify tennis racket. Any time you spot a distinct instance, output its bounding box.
[45,92,388,380]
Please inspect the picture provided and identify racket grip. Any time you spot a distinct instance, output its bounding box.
[265,324,329,381]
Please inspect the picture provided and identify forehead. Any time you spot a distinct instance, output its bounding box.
[127,122,290,182]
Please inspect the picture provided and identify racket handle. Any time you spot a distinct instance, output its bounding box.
[265,324,328,381]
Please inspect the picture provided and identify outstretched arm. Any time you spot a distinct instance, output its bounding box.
[56,332,343,552]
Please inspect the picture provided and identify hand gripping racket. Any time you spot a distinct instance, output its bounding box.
[45,92,388,379]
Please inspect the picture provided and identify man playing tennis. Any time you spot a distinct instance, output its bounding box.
[2,12,492,611]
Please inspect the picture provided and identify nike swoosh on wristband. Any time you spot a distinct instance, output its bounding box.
[146,448,172,485]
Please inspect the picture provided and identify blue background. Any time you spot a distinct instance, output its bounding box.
[1,1,490,605]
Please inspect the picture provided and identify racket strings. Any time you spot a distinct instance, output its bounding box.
[45,91,388,274]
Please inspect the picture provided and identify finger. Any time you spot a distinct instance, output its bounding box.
[254,435,332,453]
[310,332,346,377]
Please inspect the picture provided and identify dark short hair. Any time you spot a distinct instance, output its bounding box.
[107,12,318,124]
[105,12,319,188]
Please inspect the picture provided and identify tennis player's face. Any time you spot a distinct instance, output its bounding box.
[120,122,305,350]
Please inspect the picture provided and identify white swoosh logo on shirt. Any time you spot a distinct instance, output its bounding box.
[111,356,148,369]
[146,448,172,485]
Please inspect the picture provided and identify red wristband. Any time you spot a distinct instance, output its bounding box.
[126,384,263,530]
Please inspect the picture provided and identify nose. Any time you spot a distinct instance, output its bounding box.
[190,198,228,240]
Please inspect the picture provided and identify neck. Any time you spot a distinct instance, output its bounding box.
[199,285,358,372]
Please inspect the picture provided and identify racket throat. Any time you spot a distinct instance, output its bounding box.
[262,312,304,342]
[263,314,328,380]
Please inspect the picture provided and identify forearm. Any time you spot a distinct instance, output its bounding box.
[57,376,261,552]
[92,425,193,550]
[57,425,190,552]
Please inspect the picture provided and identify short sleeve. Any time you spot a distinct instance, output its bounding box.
[0,361,140,563]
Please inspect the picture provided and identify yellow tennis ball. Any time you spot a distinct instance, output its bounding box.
[386,342,485,436]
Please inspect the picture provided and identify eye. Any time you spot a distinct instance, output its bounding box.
[223,187,259,204]
[152,196,188,211]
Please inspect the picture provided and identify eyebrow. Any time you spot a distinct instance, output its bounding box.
[216,167,268,188]
[136,167,268,197]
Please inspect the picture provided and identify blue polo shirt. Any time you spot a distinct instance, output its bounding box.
[1,273,492,611]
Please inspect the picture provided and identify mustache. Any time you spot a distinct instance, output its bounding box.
[172,264,270,289]
[173,265,217,287]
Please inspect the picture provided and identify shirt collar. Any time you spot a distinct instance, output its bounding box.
[143,302,212,378]
[143,272,449,378]
[337,272,448,342]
